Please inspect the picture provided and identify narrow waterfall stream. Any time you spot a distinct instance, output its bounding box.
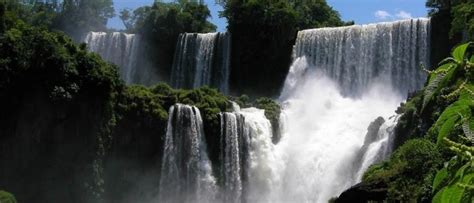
[159,104,217,203]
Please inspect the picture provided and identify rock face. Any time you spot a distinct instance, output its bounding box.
[335,181,388,203]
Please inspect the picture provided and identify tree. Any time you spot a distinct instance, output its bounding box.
[427,0,473,39]
[122,1,216,82]
[451,2,474,39]
[0,1,5,33]
[53,0,115,40]
[119,7,152,33]
[220,0,349,96]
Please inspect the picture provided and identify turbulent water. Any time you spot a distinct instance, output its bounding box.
[218,107,276,203]
[171,32,231,94]
[219,112,245,203]
[158,19,430,203]
[159,104,217,203]
[291,18,430,97]
[270,18,430,202]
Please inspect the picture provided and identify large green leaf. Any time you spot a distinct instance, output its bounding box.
[433,167,449,191]
[452,42,471,62]
[0,191,17,203]
[432,97,473,144]
[441,184,464,203]
[432,187,445,203]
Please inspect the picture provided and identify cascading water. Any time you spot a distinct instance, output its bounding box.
[219,112,244,203]
[269,18,430,202]
[156,18,431,203]
[353,115,400,182]
[218,106,276,203]
[159,104,217,203]
[291,18,430,97]
[171,32,231,94]
[84,32,141,84]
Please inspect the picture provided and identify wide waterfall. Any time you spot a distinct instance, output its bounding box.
[84,32,141,84]
[291,18,430,97]
[159,104,217,203]
[171,32,231,94]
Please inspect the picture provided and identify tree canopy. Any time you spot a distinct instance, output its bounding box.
[2,0,114,40]
[427,0,474,39]
[219,0,351,96]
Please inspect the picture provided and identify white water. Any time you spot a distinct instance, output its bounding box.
[354,115,400,182]
[159,104,217,203]
[219,112,243,202]
[156,18,430,203]
[171,32,231,94]
[245,19,430,202]
[239,108,280,203]
[84,32,141,84]
[292,18,430,97]
[269,64,402,202]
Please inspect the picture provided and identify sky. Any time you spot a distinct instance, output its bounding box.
[108,0,429,32]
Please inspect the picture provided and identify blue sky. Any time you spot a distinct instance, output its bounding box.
[108,0,429,32]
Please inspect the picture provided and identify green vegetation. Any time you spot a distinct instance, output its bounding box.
[0,190,17,203]
[2,0,114,40]
[427,0,474,39]
[427,42,474,202]
[427,0,473,65]
[0,9,238,202]
[220,0,352,96]
[359,42,474,202]
[363,139,442,201]
[122,1,217,82]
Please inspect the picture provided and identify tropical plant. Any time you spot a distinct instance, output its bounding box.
[427,42,474,202]
[0,190,17,203]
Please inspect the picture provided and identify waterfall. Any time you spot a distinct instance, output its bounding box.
[291,18,430,97]
[159,104,217,203]
[219,112,244,203]
[83,32,141,84]
[155,18,431,203]
[171,32,231,94]
[218,106,276,203]
[354,115,400,181]
[267,18,431,202]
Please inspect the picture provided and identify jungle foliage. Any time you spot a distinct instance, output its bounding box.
[2,0,114,40]
[220,0,352,96]
[124,1,217,82]
[360,42,474,202]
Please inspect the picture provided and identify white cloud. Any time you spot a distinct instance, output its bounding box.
[395,10,412,19]
[374,10,392,20]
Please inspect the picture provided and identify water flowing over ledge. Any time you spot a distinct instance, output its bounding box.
[83,32,142,84]
[155,18,431,203]
[171,32,231,94]
[159,104,217,203]
[292,18,430,97]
